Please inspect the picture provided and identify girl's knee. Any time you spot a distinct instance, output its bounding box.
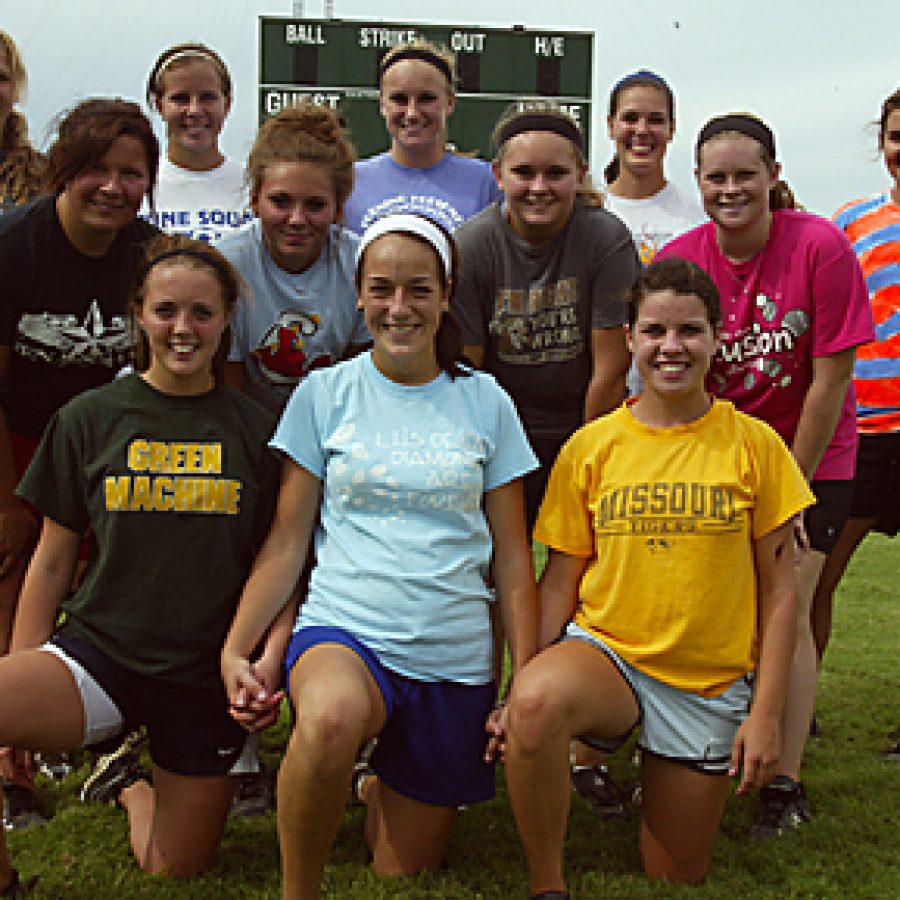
[507,675,569,752]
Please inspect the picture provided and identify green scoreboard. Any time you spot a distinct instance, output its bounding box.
[259,17,594,160]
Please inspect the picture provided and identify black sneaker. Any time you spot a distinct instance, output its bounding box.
[230,768,272,818]
[751,776,810,838]
[80,732,148,805]
[35,752,73,781]
[571,765,627,818]
[2,786,46,831]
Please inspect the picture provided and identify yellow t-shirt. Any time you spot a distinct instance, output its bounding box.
[534,399,815,696]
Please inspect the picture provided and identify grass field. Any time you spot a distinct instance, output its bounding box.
[9,536,899,898]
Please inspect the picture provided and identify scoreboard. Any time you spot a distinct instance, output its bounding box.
[259,18,594,160]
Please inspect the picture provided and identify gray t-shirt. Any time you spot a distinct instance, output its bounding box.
[452,200,638,438]
[218,220,370,412]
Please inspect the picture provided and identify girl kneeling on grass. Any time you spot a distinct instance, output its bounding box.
[221,213,538,899]
[505,257,814,896]
[0,235,284,884]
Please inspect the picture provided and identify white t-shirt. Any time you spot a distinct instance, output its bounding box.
[605,182,705,395]
[147,157,251,242]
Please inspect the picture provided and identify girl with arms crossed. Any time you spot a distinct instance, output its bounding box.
[505,258,814,894]
[222,214,537,899]
[657,113,874,836]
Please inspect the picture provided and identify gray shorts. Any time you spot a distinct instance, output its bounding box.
[566,622,753,774]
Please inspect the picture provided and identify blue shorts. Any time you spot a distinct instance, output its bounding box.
[565,622,753,775]
[51,631,244,776]
[285,626,496,806]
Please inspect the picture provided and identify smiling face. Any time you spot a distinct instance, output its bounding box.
[137,262,230,395]
[155,59,230,170]
[379,59,455,167]
[493,130,586,244]
[359,232,448,385]
[252,161,337,274]
[56,134,151,254]
[607,84,673,182]
[628,288,718,414]
[696,133,778,239]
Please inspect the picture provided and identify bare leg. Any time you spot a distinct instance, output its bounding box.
[506,641,639,896]
[0,558,28,657]
[639,753,730,883]
[810,518,874,663]
[365,779,456,876]
[778,548,827,780]
[120,767,233,876]
[277,645,385,900]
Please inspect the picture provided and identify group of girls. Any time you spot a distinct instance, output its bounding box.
[0,25,892,900]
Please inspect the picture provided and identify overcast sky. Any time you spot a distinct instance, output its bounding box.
[5,1,896,216]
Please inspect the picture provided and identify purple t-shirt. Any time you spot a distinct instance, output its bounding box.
[658,210,874,479]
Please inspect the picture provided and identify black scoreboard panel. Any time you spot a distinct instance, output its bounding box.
[259,18,593,160]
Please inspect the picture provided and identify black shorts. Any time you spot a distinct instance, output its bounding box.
[52,632,244,776]
[849,433,900,536]
[806,480,854,554]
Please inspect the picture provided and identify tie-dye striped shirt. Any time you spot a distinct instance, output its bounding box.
[833,191,900,434]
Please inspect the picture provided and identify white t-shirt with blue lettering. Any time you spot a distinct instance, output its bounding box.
[272,352,537,684]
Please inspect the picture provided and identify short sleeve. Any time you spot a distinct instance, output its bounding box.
[532,430,595,556]
[746,421,816,539]
[590,215,639,330]
[16,405,90,533]
[481,380,538,491]
[452,219,492,348]
[809,232,874,357]
[269,375,326,479]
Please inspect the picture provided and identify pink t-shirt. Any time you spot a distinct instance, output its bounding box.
[658,210,874,479]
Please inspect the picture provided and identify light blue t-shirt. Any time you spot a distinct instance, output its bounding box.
[272,352,537,683]
[342,152,501,234]
[217,220,370,412]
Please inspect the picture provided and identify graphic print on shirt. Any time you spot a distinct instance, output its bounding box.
[359,194,467,233]
[105,439,242,515]
[328,421,487,526]
[149,206,253,242]
[15,300,130,369]
[250,310,333,387]
[489,277,583,365]
[712,291,810,395]
[594,478,739,548]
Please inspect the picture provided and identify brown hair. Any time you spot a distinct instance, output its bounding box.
[145,42,232,106]
[354,215,470,379]
[605,70,675,184]
[492,100,604,208]
[44,98,159,206]
[628,257,721,329]
[696,112,797,211]
[0,30,46,205]
[130,234,242,386]
[877,88,900,148]
[248,103,355,219]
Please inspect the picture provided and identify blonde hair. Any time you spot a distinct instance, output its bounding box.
[378,38,456,91]
[492,100,603,208]
[145,43,232,106]
[0,31,45,205]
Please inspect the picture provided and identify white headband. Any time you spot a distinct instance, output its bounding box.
[355,214,452,279]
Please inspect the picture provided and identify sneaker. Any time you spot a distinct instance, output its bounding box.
[571,765,627,818]
[35,752,73,781]
[230,769,272,818]
[884,740,900,761]
[751,775,810,838]
[2,786,46,831]
[80,733,148,805]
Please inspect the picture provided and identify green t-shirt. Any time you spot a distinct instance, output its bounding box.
[18,374,278,688]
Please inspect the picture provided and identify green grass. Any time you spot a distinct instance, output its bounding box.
[9,536,899,898]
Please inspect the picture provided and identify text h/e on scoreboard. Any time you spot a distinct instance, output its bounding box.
[259,18,593,160]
